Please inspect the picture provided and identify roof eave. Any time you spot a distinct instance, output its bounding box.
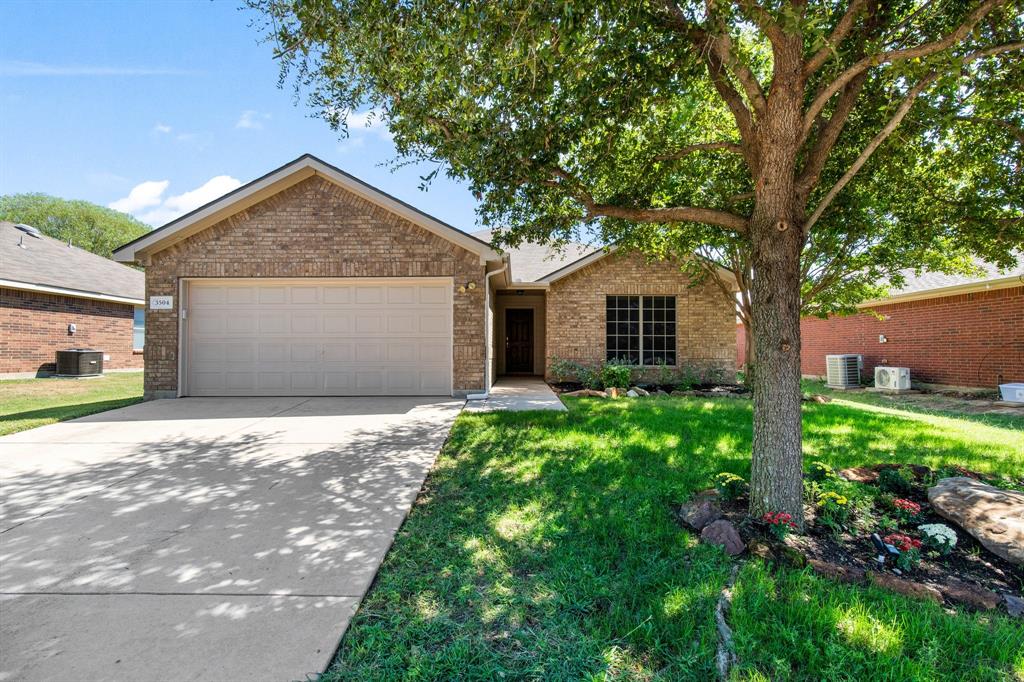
[0,278,144,306]
[113,155,499,264]
[856,274,1024,308]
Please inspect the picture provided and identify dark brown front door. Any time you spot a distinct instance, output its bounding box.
[505,309,534,374]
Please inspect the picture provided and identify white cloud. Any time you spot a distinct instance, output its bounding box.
[153,122,172,134]
[0,61,192,77]
[110,175,242,226]
[108,180,170,213]
[343,108,393,140]
[236,110,270,130]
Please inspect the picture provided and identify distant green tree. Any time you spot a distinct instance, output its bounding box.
[0,193,149,259]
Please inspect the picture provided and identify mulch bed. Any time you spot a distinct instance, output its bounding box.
[679,464,1023,614]
[549,381,750,396]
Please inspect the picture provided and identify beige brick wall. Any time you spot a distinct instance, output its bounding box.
[546,252,736,380]
[143,176,485,398]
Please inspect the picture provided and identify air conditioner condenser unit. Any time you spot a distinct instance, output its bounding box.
[874,366,911,391]
[826,354,862,389]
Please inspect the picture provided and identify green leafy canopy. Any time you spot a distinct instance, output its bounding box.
[0,193,150,260]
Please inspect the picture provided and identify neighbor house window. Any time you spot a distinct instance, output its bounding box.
[133,306,145,350]
[606,295,676,365]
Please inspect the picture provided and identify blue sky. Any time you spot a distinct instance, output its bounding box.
[0,0,482,231]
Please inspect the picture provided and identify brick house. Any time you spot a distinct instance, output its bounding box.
[1,221,145,377]
[736,262,1024,390]
[112,155,736,399]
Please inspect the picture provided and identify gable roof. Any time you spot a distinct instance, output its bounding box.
[1,221,144,304]
[858,255,1024,306]
[471,229,598,282]
[113,154,500,264]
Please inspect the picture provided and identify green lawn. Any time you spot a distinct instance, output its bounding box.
[325,395,1023,681]
[0,371,144,435]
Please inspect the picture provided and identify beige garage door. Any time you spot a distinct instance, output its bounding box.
[185,278,453,396]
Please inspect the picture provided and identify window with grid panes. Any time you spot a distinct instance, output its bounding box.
[605,295,676,366]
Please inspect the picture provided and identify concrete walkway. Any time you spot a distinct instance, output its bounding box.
[0,396,462,682]
[463,377,567,412]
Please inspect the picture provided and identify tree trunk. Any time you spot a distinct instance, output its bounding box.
[747,209,805,525]
[741,318,755,385]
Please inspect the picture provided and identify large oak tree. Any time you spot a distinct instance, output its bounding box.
[250,0,1023,523]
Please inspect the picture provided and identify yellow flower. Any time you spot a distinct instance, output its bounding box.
[817,492,848,506]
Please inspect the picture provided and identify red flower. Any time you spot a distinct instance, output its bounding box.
[883,533,921,552]
[892,498,921,513]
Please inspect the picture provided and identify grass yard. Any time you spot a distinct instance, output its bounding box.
[0,371,144,436]
[325,395,1023,681]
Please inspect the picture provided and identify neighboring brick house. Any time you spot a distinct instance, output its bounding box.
[113,155,736,399]
[736,262,1024,390]
[1,221,145,377]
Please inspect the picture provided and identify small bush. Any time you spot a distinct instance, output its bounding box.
[806,461,834,482]
[674,364,701,391]
[600,359,633,389]
[891,498,923,525]
[816,491,851,531]
[878,465,915,494]
[577,364,602,390]
[918,523,957,555]
[762,511,797,541]
[715,472,747,501]
[548,356,581,384]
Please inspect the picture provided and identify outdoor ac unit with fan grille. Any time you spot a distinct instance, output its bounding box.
[825,354,862,389]
[874,366,911,391]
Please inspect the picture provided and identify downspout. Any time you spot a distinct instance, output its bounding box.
[466,257,509,401]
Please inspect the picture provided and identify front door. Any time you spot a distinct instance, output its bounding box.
[505,309,534,374]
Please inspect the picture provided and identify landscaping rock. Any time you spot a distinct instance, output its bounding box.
[607,387,622,398]
[1003,594,1023,618]
[629,386,650,397]
[867,572,943,604]
[928,477,1024,566]
[839,467,879,484]
[626,389,639,398]
[679,497,722,531]
[701,520,745,556]
[747,539,775,562]
[941,578,1001,611]
[812,395,831,404]
[672,390,697,397]
[563,389,607,398]
[808,559,865,584]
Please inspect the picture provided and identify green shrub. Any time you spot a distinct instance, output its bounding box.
[600,359,633,389]
[806,461,834,482]
[674,364,700,391]
[878,465,915,494]
[577,364,602,390]
[715,472,747,501]
[548,356,581,383]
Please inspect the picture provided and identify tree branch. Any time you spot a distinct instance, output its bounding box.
[655,141,744,161]
[803,0,1010,134]
[796,70,868,197]
[805,73,937,233]
[803,0,868,76]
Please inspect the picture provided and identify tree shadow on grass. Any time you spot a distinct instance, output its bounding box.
[0,397,145,435]
[324,398,1023,681]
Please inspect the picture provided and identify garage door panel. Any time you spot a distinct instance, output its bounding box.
[187,279,453,396]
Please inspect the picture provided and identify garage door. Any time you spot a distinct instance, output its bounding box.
[185,278,452,396]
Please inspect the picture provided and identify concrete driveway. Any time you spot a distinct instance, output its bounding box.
[0,396,463,682]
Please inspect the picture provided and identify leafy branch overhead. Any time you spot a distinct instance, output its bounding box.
[249,0,1023,523]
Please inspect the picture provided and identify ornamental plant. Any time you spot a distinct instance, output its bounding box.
[892,498,923,524]
[762,511,797,542]
[918,523,957,555]
[878,466,916,494]
[714,473,747,501]
[883,533,923,570]
[817,491,851,530]
[807,461,834,483]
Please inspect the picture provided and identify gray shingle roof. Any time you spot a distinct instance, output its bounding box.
[888,255,1024,296]
[472,229,598,282]
[1,222,144,301]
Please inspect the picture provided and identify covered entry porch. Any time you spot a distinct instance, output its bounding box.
[492,288,547,377]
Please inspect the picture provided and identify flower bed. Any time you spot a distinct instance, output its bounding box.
[681,464,1023,614]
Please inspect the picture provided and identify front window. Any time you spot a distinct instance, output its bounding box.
[606,295,676,366]
[133,306,145,350]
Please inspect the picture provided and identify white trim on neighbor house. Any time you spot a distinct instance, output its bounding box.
[112,155,501,265]
[0,278,144,306]
[855,274,1024,308]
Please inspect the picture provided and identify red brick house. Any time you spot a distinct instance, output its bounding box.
[1,221,145,377]
[112,154,736,399]
[737,262,1024,390]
